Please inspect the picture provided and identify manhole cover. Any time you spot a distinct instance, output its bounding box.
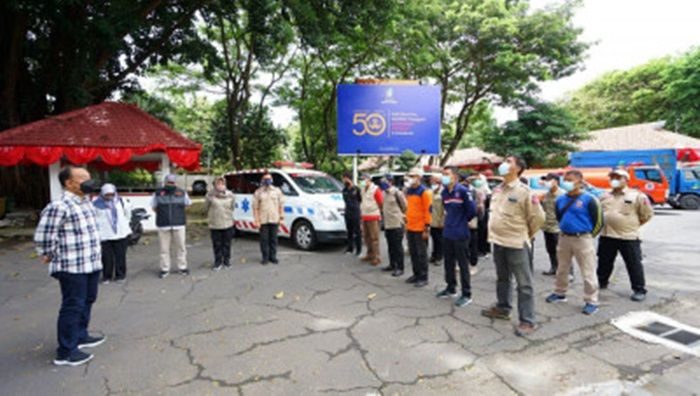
[612,311,700,356]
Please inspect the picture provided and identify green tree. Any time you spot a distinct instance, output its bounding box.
[0,0,208,130]
[377,0,588,165]
[479,99,585,167]
[561,58,671,131]
[664,47,700,137]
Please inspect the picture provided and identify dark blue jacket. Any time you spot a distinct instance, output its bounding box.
[555,192,603,235]
[441,184,476,241]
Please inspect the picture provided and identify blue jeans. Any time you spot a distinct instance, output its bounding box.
[52,271,100,358]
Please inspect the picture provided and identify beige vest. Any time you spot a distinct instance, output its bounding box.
[360,184,381,218]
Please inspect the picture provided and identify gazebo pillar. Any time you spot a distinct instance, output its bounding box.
[160,152,171,180]
[49,162,62,201]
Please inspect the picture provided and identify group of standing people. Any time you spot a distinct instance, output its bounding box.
[342,154,655,337]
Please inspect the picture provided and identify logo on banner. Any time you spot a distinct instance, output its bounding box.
[352,111,387,136]
[381,88,398,104]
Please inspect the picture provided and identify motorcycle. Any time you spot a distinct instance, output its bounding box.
[127,208,150,246]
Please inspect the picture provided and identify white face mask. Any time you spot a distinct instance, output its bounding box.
[610,179,623,189]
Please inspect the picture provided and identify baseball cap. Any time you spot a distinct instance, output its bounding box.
[164,174,177,183]
[406,168,423,177]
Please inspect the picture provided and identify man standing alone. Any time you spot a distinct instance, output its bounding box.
[404,168,433,288]
[35,166,105,366]
[152,174,191,278]
[359,173,384,266]
[341,172,362,256]
[253,172,285,265]
[597,169,654,302]
[481,155,545,337]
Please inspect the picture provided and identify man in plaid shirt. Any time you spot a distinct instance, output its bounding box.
[34,166,106,366]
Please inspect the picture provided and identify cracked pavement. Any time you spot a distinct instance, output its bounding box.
[1,208,699,395]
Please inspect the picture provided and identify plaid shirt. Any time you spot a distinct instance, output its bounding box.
[34,191,102,274]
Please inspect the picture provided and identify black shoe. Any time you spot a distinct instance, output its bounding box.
[542,269,556,276]
[414,280,428,288]
[159,271,169,279]
[271,259,279,265]
[381,266,394,272]
[223,262,231,268]
[599,283,608,290]
[53,350,93,367]
[78,334,106,349]
[355,250,362,257]
[392,269,404,277]
[405,275,418,284]
[261,260,269,265]
[429,257,437,264]
[179,269,190,276]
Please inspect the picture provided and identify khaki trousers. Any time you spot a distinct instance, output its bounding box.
[158,228,188,271]
[555,234,599,303]
[362,220,380,261]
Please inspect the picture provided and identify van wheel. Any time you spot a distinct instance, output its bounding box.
[679,195,700,210]
[292,220,317,251]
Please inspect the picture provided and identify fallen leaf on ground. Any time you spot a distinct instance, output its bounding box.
[274,291,285,300]
[367,293,377,300]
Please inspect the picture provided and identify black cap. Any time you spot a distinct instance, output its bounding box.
[541,172,560,181]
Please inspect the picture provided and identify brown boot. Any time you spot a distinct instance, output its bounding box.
[514,322,537,337]
[359,256,371,262]
[480,306,511,320]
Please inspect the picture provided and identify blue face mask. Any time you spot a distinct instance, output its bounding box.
[379,181,390,191]
[472,179,484,188]
[498,162,511,176]
[262,179,272,187]
[560,181,575,192]
[441,175,452,185]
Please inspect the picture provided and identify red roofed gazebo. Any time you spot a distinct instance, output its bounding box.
[0,101,201,202]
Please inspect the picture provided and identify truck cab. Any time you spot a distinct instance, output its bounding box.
[669,163,700,209]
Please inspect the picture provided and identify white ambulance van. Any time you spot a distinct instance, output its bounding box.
[224,167,347,250]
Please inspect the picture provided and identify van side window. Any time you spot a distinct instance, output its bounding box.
[243,174,261,193]
[272,173,298,196]
[226,175,246,194]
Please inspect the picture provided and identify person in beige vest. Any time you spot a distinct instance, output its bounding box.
[539,172,574,280]
[205,177,235,271]
[429,174,445,266]
[253,173,284,265]
[481,155,545,337]
[379,175,407,277]
[359,173,384,265]
[597,169,654,302]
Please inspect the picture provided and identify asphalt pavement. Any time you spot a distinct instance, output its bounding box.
[0,207,699,395]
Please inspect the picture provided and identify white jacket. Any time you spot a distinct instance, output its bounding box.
[93,197,132,241]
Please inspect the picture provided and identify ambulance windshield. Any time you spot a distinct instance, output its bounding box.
[291,174,342,194]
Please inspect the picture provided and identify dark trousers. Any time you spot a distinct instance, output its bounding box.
[345,215,362,253]
[260,223,279,263]
[385,227,405,270]
[478,198,491,254]
[52,271,100,359]
[597,236,646,294]
[444,238,471,297]
[468,229,479,266]
[543,232,559,271]
[429,227,443,261]
[101,238,128,280]
[211,227,233,266]
[493,244,536,325]
[407,231,428,281]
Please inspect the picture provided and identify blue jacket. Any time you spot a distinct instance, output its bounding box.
[441,184,476,241]
[555,192,603,235]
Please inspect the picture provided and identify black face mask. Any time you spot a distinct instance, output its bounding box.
[79,180,97,194]
[164,184,176,191]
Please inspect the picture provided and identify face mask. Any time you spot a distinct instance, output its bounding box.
[541,181,552,189]
[359,180,366,188]
[472,179,484,188]
[610,179,622,189]
[164,184,176,191]
[103,195,114,201]
[560,181,575,192]
[379,181,389,191]
[497,163,511,176]
[262,179,272,187]
[79,180,97,194]
[441,175,452,186]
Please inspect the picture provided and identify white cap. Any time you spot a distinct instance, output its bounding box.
[101,183,116,195]
[164,174,177,183]
[609,169,629,179]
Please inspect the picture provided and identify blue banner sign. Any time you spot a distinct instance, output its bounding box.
[336,84,441,155]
